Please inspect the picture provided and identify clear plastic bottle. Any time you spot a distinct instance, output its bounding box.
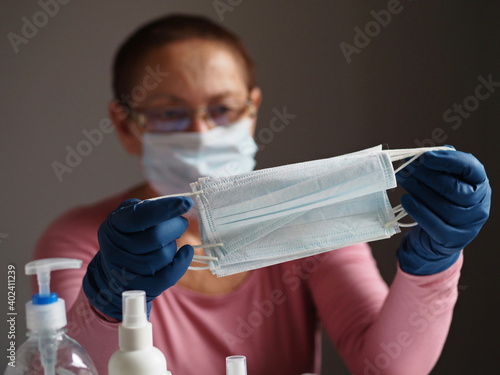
[226,356,247,375]
[14,329,98,374]
[9,258,98,375]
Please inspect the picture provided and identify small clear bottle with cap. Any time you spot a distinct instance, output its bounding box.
[108,290,171,375]
[10,258,98,375]
[226,355,247,375]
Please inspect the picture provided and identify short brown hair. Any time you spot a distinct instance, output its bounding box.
[112,14,256,103]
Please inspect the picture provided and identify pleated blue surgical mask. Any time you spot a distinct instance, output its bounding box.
[157,145,450,276]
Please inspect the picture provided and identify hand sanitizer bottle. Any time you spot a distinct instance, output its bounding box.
[13,258,98,374]
[108,290,171,375]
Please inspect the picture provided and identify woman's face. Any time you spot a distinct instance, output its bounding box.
[113,38,261,155]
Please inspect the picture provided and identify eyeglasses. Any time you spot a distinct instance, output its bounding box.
[125,100,254,133]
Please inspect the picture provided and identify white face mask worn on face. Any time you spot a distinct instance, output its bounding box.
[154,145,451,277]
[141,118,258,196]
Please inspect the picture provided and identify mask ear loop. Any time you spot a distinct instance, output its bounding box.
[384,204,419,228]
[147,192,222,270]
[385,146,451,229]
[393,154,422,174]
[146,190,204,201]
[187,244,223,271]
[188,257,215,271]
[388,146,451,174]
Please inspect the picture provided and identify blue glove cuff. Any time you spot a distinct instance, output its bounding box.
[83,255,123,320]
[397,232,461,275]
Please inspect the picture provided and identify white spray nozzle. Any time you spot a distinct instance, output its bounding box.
[122,290,148,328]
[25,258,82,299]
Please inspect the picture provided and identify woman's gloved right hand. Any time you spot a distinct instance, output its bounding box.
[83,196,194,320]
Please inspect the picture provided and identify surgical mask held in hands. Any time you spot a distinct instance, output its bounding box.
[142,118,258,195]
[164,145,450,277]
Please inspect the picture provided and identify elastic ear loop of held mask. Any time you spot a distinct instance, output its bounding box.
[147,191,223,270]
[189,245,223,270]
[146,190,204,201]
[384,146,452,228]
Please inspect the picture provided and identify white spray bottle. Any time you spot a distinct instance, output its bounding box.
[108,290,171,375]
[12,258,98,375]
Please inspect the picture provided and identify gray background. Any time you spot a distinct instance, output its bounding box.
[1,0,499,373]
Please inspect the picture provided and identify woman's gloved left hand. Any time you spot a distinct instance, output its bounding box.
[396,149,491,275]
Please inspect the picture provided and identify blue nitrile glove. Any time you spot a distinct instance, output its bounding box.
[83,196,194,320]
[396,149,491,275]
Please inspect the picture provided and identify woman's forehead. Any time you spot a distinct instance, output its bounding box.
[131,39,249,104]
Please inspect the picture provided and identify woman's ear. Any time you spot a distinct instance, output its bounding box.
[109,100,143,155]
[250,86,262,113]
[248,87,262,134]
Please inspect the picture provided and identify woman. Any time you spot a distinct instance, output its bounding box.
[35,14,490,375]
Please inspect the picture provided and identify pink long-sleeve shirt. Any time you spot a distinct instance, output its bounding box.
[34,188,463,375]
